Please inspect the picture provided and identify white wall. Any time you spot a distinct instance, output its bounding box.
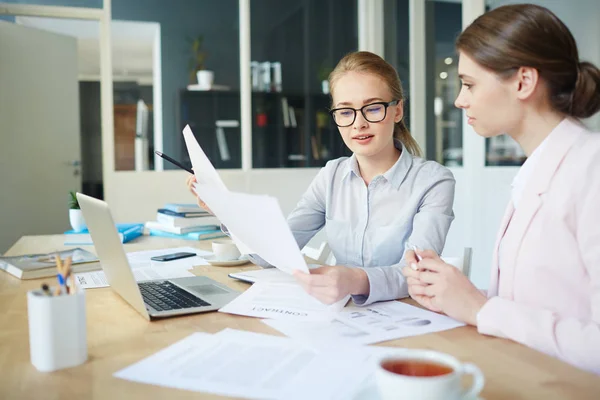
[489,0,600,131]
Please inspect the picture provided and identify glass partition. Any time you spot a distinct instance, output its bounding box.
[250,0,358,168]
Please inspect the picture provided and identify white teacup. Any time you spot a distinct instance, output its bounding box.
[375,350,484,400]
[211,240,241,261]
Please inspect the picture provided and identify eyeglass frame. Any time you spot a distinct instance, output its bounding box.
[328,100,400,127]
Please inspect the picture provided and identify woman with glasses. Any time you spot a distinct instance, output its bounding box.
[402,4,600,373]
[188,51,455,306]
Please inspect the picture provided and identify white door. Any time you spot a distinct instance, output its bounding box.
[0,20,81,253]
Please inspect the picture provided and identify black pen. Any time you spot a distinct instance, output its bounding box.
[155,151,194,174]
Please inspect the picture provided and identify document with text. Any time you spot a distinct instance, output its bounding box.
[182,125,254,255]
[75,247,210,289]
[193,182,309,274]
[114,328,405,400]
[263,300,465,348]
[218,281,348,321]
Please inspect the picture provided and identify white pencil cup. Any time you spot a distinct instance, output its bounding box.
[27,288,87,372]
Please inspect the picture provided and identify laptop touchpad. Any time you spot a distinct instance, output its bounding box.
[188,284,228,296]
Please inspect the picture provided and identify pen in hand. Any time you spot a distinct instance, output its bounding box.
[406,243,422,271]
[155,151,194,174]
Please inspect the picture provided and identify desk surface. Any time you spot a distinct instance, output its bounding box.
[1,235,599,399]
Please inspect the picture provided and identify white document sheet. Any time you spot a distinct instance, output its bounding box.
[182,125,254,255]
[74,247,210,289]
[114,328,393,400]
[193,183,309,274]
[219,281,348,321]
[228,264,322,284]
[182,125,227,190]
[228,268,296,284]
[75,267,196,289]
[263,300,465,348]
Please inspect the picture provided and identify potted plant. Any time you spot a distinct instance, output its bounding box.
[189,35,213,89]
[68,191,86,232]
[317,64,333,94]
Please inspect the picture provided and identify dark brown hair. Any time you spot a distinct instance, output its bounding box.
[329,51,422,157]
[456,4,600,119]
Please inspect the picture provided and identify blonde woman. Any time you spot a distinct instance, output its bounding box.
[189,51,455,306]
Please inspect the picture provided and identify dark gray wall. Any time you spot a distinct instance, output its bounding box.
[112,0,240,164]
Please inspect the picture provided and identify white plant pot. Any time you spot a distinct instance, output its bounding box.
[196,70,214,90]
[69,209,87,232]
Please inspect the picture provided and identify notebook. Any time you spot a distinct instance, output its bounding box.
[0,248,100,280]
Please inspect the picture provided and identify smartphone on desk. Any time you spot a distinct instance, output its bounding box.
[150,252,196,262]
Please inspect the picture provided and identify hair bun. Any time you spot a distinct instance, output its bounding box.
[571,61,600,118]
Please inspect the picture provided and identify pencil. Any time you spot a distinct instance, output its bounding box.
[154,151,194,174]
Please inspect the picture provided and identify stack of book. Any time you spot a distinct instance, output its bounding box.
[145,203,226,241]
[64,223,144,245]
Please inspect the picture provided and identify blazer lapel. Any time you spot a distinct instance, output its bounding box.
[498,119,584,298]
[488,201,514,297]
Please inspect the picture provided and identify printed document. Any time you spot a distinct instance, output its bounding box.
[75,247,210,289]
[263,300,465,348]
[182,125,254,255]
[114,328,405,400]
[193,183,308,274]
[219,281,348,320]
[182,125,308,274]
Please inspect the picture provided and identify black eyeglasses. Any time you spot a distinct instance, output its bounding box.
[329,100,399,127]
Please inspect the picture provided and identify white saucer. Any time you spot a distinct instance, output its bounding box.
[203,255,249,267]
[353,385,484,400]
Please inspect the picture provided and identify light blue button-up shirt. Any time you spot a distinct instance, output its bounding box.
[248,140,456,306]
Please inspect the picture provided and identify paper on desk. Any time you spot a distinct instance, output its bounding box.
[75,247,210,289]
[114,328,389,400]
[229,264,321,284]
[75,267,196,289]
[219,281,348,321]
[182,125,254,255]
[194,182,308,274]
[263,300,465,348]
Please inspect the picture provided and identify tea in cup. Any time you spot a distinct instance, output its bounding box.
[375,350,484,400]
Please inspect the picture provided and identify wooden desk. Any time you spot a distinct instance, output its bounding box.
[1,235,598,399]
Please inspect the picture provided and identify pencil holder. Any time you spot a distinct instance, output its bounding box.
[27,288,87,372]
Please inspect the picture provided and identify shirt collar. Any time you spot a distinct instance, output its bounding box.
[511,133,550,190]
[342,139,413,189]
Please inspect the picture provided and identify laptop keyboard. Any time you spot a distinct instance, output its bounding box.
[138,281,211,312]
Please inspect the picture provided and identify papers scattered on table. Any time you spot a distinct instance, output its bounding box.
[263,300,465,348]
[75,247,211,289]
[114,328,410,400]
[219,281,349,321]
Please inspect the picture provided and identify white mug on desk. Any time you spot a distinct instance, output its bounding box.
[375,350,484,400]
[212,240,241,261]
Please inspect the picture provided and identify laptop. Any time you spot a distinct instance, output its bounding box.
[76,193,239,320]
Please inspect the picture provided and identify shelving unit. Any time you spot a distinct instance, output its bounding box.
[177,89,349,169]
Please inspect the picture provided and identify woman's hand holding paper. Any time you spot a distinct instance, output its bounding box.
[293,266,369,305]
[185,174,213,214]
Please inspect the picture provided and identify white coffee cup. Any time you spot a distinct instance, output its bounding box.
[375,350,484,400]
[212,240,241,261]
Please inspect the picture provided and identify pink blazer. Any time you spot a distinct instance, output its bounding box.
[476,118,600,374]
